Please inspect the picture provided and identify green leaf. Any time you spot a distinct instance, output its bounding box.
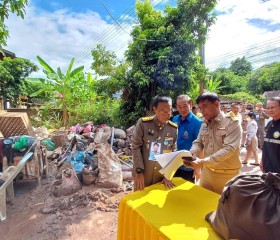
[25,77,46,83]
[37,56,56,74]
[57,67,64,79]
[30,88,46,97]
[66,58,75,77]
[70,66,84,78]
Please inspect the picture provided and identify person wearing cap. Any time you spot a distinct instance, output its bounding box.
[260,97,280,173]
[132,95,178,191]
[241,112,259,165]
[182,92,242,194]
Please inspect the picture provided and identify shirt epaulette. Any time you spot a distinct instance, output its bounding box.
[226,114,238,121]
[168,120,178,128]
[141,116,153,122]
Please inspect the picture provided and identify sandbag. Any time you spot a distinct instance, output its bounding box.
[52,167,82,197]
[94,127,111,144]
[206,172,280,240]
[113,128,126,139]
[95,142,123,188]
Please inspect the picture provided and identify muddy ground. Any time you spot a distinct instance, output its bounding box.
[0,177,132,240]
[0,148,261,240]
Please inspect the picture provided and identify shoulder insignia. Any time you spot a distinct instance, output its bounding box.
[141,116,153,122]
[168,120,178,128]
[226,114,238,121]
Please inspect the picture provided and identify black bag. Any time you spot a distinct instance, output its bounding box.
[206,172,280,240]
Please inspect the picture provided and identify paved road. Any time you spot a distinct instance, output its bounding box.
[240,147,262,174]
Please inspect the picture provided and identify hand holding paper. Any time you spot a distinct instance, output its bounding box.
[155,150,192,180]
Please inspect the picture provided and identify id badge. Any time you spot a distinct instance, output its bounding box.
[148,141,161,160]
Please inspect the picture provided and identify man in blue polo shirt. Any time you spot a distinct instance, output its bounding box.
[172,95,203,182]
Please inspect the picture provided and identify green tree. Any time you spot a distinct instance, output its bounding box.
[91,44,117,77]
[122,0,217,126]
[222,92,258,104]
[248,62,280,94]
[0,57,38,105]
[210,68,249,94]
[229,56,252,76]
[0,0,29,47]
[91,44,126,97]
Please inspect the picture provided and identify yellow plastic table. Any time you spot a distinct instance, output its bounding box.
[118,178,221,240]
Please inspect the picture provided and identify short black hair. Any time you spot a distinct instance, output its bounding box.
[192,105,197,111]
[153,94,172,108]
[196,92,220,104]
[247,111,255,119]
[269,97,280,106]
[153,142,159,146]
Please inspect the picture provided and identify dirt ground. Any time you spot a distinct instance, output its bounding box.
[0,177,132,240]
[0,148,261,240]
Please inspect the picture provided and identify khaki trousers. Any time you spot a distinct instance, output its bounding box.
[200,167,240,194]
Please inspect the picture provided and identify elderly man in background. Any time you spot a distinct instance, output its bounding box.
[183,92,242,194]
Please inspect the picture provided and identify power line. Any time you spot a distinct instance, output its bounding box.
[97,0,170,42]
[66,0,166,73]
[206,37,280,62]
[61,1,137,71]
[207,46,280,70]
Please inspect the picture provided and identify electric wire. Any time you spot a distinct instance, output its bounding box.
[63,0,165,72]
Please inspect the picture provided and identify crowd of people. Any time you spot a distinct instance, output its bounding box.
[132,92,280,194]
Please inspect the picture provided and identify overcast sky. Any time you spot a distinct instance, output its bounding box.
[5,0,280,75]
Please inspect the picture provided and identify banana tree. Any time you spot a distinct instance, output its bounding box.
[205,76,224,93]
[27,56,85,126]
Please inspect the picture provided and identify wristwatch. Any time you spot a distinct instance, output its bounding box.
[136,168,144,174]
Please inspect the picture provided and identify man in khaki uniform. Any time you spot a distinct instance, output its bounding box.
[240,103,249,147]
[254,102,269,149]
[227,103,242,123]
[132,95,178,191]
[184,92,242,194]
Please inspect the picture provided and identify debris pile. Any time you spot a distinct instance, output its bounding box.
[41,190,119,214]
[33,122,134,203]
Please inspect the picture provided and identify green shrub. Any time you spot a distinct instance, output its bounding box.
[221,92,260,104]
[68,98,122,127]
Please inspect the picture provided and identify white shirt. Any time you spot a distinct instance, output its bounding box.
[246,119,258,141]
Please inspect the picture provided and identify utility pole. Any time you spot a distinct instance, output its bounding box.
[199,44,205,94]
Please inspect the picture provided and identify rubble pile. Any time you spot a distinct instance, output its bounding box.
[41,190,119,214]
[33,121,134,201]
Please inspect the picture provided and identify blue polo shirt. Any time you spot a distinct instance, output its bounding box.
[172,112,202,171]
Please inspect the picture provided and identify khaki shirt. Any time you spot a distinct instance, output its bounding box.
[240,110,249,131]
[190,112,242,170]
[132,116,177,187]
[227,111,242,124]
[254,110,269,128]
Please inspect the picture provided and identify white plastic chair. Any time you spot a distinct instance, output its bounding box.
[0,152,33,221]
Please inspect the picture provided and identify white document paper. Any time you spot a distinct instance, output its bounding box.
[155,150,192,180]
